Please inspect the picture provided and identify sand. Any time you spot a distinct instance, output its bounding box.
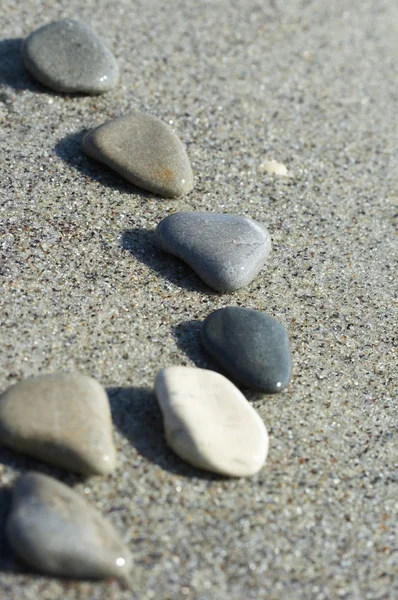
[0,0,397,598]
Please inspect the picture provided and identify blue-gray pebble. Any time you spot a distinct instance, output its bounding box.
[201,307,292,393]
[6,472,131,580]
[22,19,119,94]
[154,213,271,292]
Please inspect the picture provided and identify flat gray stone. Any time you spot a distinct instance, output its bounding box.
[155,366,269,477]
[83,113,194,197]
[0,373,116,475]
[6,472,131,580]
[22,19,119,94]
[154,212,271,292]
[201,307,292,393]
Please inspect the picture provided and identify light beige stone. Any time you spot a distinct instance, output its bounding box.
[0,373,116,475]
[83,112,194,197]
[7,472,131,579]
[155,366,269,477]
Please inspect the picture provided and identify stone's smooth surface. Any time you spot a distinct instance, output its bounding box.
[260,160,289,176]
[201,307,292,393]
[154,212,271,292]
[0,373,116,475]
[155,366,269,477]
[83,113,194,197]
[22,19,119,94]
[6,472,131,579]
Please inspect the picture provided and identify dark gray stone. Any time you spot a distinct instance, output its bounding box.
[6,472,131,580]
[201,307,292,393]
[154,212,271,292]
[83,112,194,197]
[22,19,119,94]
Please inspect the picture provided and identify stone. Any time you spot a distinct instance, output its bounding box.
[83,112,193,197]
[6,472,131,580]
[0,373,116,475]
[155,366,268,477]
[201,307,292,393]
[22,19,119,94]
[260,160,289,176]
[154,212,271,292]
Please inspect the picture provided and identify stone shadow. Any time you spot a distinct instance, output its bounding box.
[121,228,217,294]
[54,130,153,195]
[0,486,18,573]
[173,319,213,369]
[0,38,46,93]
[107,386,224,480]
[0,445,89,486]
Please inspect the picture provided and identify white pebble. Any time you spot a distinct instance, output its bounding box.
[155,366,269,477]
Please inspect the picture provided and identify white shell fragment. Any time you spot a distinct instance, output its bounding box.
[260,160,289,176]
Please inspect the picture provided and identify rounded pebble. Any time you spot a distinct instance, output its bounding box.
[155,366,269,477]
[6,472,131,580]
[154,212,272,292]
[201,306,292,393]
[22,19,119,94]
[0,373,116,475]
[83,112,194,197]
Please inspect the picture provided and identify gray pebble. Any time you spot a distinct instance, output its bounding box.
[0,373,116,475]
[201,307,292,393]
[22,19,119,94]
[6,472,131,580]
[154,212,271,292]
[83,112,194,197]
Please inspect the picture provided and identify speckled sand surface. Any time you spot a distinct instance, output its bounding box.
[0,1,397,599]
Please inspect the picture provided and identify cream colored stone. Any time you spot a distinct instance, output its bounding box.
[0,373,116,475]
[155,367,268,477]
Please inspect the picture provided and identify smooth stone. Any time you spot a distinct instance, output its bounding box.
[260,160,289,176]
[0,373,116,475]
[201,307,292,393]
[154,212,271,292]
[6,472,131,579]
[155,366,268,477]
[83,113,193,197]
[22,19,119,94]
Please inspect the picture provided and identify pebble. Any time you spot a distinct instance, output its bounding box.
[201,307,292,393]
[83,112,194,197]
[0,373,116,475]
[6,472,131,580]
[154,212,271,292]
[155,366,269,477]
[260,159,289,176]
[22,19,119,94]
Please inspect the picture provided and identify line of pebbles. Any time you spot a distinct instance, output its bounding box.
[1,19,293,582]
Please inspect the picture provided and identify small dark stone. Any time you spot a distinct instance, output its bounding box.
[201,307,292,393]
